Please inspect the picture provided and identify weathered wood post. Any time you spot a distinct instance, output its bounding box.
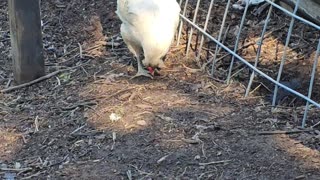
[8,0,44,84]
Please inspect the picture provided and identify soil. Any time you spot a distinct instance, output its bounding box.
[0,0,320,179]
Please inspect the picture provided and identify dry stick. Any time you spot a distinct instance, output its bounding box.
[34,116,39,132]
[78,42,83,58]
[127,170,133,180]
[1,70,67,93]
[128,164,153,176]
[5,79,12,88]
[256,129,314,135]
[62,46,79,57]
[0,167,32,172]
[199,160,231,166]
[60,101,97,111]
[177,167,188,178]
[312,121,320,128]
[21,171,45,180]
[157,154,170,164]
[70,124,87,134]
[100,64,128,77]
[1,65,83,93]
[95,87,136,100]
[84,42,105,52]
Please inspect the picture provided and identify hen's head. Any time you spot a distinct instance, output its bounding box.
[143,54,167,76]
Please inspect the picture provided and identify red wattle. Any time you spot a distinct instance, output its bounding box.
[147,67,154,74]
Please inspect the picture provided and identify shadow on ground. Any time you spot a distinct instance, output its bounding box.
[0,0,320,179]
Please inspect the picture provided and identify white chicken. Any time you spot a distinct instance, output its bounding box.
[116,0,181,78]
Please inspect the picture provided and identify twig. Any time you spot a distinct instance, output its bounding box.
[60,46,79,58]
[34,116,39,132]
[105,64,128,75]
[207,75,225,83]
[83,41,106,52]
[106,41,121,47]
[157,154,170,164]
[78,42,83,58]
[176,167,188,179]
[128,164,153,176]
[95,87,136,100]
[201,141,206,158]
[181,63,201,73]
[1,68,71,93]
[256,129,314,135]
[201,53,230,70]
[55,76,61,86]
[59,53,79,64]
[70,124,87,134]
[312,121,320,129]
[21,171,45,180]
[230,67,246,80]
[127,170,132,180]
[70,131,102,137]
[81,66,89,77]
[199,160,231,166]
[111,132,116,150]
[0,167,32,172]
[60,101,97,111]
[49,155,69,167]
[181,138,201,144]
[198,171,217,179]
[249,83,262,95]
[5,79,12,88]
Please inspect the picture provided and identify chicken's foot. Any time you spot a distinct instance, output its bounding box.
[131,57,153,79]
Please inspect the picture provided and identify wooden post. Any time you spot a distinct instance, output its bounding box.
[8,0,44,84]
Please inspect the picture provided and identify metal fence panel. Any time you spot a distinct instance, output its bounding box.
[176,0,320,127]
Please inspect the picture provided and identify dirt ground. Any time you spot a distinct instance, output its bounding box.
[1,0,320,179]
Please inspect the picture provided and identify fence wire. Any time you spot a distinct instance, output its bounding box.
[176,0,320,128]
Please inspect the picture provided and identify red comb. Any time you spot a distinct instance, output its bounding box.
[147,67,154,74]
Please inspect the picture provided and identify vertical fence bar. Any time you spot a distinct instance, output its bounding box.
[175,0,184,41]
[211,0,231,75]
[177,0,189,46]
[226,2,249,84]
[272,0,301,107]
[245,2,274,97]
[178,0,183,9]
[301,39,320,127]
[186,0,201,56]
[195,0,215,67]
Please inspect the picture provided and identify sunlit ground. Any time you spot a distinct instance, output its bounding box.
[0,128,22,161]
[274,134,320,170]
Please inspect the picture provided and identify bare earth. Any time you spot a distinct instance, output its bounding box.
[0,0,320,179]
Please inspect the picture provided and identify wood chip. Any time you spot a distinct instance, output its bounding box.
[135,104,153,110]
[181,138,201,144]
[137,120,147,126]
[157,154,170,164]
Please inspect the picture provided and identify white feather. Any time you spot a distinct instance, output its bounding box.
[116,0,180,68]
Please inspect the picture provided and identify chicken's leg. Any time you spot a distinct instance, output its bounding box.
[131,56,153,79]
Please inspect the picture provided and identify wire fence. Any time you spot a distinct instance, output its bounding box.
[176,0,320,128]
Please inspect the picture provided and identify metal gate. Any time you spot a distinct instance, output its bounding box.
[176,0,320,127]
